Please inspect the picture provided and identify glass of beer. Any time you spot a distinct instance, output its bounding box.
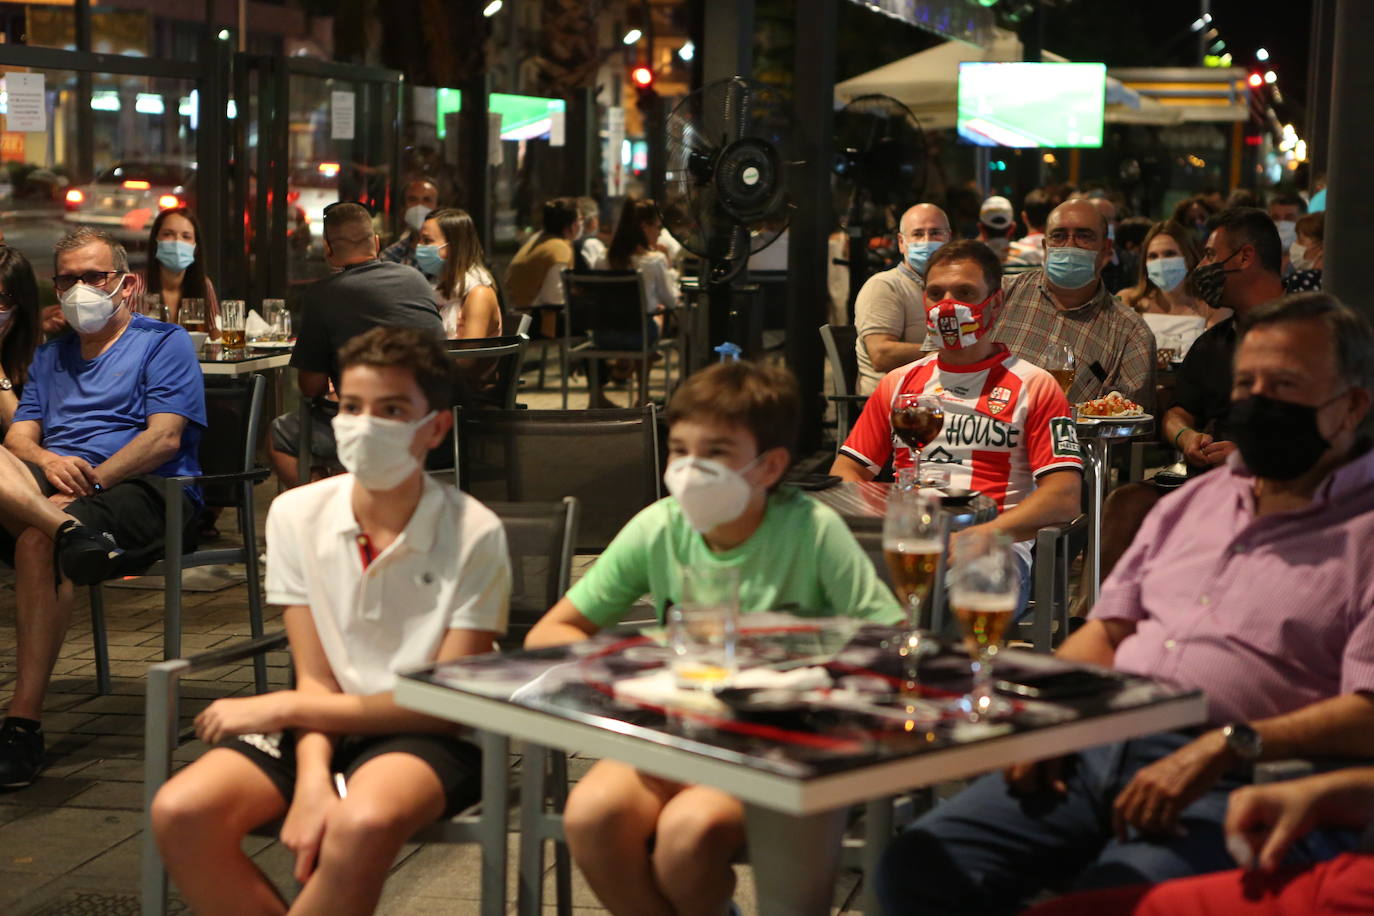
[891,393,945,469]
[667,565,740,690]
[949,531,1019,721]
[220,299,246,349]
[178,298,206,334]
[1049,345,1077,395]
[884,490,944,696]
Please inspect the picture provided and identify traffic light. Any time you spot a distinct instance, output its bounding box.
[632,65,657,112]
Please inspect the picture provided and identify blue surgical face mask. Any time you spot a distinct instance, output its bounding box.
[906,240,944,276]
[1044,245,1100,290]
[1146,255,1188,293]
[415,243,446,277]
[156,239,196,273]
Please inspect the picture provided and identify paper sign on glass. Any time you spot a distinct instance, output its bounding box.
[330,91,355,140]
[550,110,566,147]
[6,74,46,133]
[488,112,503,166]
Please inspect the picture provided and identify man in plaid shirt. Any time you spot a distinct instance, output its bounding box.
[993,199,1156,411]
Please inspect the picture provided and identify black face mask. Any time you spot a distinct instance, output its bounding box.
[1191,248,1241,309]
[1229,393,1340,480]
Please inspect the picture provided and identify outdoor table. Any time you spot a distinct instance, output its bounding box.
[197,343,293,377]
[396,618,1206,916]
[810,479,997,531]
[1077,414,1155,609]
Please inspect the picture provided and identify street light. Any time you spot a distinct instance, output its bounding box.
[623,29,642,45]
[1247,73,1264,88]
[1264,70,1277,84]
[678,40,694,62]
[482,0,502,16]
[1256,47,1270,61]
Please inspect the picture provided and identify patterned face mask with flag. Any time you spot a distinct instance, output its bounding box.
[925,292,998,350]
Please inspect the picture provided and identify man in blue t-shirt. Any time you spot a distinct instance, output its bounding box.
[0,227,206,789]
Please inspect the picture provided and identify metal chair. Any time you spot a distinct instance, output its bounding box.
[819,324,868,451]
[1019,514,1089,652]
[489,498,580,649]
[445,334,528,410]
[562,269,684,408]
[453,406,661,553]
[89,373,270,696]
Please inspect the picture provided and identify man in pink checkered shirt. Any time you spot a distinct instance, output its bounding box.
[878,292,1374,914]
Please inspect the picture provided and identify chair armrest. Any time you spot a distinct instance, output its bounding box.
[1034,514,1087,549]
[148,631,288,679]
[152,468,272,492]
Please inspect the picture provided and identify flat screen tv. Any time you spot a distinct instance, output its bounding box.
[957,62,1106,148]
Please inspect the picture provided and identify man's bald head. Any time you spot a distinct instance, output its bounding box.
[1048,199,1108,240]
[1089,197,1116,226]
[900,203,951,238]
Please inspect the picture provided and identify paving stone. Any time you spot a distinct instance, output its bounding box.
[0,807,140,873]
[0,869,59,912]
[65,780,146,811]
[0,776,95,808]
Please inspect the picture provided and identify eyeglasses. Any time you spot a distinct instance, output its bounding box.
[52,270,122,293]
[905,228,952,242]
[1046,228,1101,248]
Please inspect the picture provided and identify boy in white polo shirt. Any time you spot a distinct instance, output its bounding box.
[526,360,901,916]
[151,327,510,915]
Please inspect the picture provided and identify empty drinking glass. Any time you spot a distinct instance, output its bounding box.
[262,299,286,341]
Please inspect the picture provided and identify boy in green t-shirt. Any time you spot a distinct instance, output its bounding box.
[526,360,901,916]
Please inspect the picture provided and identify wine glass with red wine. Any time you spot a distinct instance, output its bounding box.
[891,393,945,466]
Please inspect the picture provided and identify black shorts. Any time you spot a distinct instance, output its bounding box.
[269,400,339,460]
[0,462,199,572]
[224,730,482,818]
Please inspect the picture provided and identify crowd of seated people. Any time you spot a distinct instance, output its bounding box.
[0,177,1365,916]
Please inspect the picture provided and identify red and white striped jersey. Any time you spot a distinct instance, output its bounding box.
[841,344,1082,513]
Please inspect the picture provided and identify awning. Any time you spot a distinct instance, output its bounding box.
[835,28,1183,129]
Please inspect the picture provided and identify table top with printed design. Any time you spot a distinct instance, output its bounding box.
[396,617,1205,816]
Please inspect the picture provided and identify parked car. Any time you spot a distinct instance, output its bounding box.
[64,161,195,246]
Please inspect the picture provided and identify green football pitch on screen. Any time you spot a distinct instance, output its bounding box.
[957,62,1106,149]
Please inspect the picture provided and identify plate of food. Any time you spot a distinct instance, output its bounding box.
[1075,391,1150,422]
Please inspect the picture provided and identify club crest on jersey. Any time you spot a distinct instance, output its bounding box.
[987,386,1012,415]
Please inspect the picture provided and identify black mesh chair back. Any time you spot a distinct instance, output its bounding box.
[455,406,660,553]
[446,335,527,410]
[487,498,579,647]
[199,376,264,508]
[820,324,861,397]
[562,270,649,341]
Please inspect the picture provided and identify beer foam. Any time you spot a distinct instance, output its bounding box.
[949,592,1017,613]
[884,539,944,553]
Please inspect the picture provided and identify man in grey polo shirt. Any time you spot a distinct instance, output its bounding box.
[267,202,444,485]
[854,203,950,394]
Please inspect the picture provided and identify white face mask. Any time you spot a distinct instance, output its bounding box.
[1290,242,1315,272]
[332,409,436,491]
[60,275,124,335]
[664,455,763,534]
[404,204,430,233]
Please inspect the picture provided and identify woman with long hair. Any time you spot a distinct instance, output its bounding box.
[415,208,501,339]
[1120,221,1224,324]
[144,206,219,336]
[0,247,42,428]
[587,197,675,407]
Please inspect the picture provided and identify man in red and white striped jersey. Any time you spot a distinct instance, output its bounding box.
[831,239,1083,591]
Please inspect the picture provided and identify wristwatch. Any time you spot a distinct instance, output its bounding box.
[0,377,13,391]
[1222,723,1263,762]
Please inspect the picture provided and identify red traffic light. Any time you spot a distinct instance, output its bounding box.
[1247,72,1264,88]
[631,66,654,88]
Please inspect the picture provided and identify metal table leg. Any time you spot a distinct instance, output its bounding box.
[743,805,847,916]
[1083,438,1109,609]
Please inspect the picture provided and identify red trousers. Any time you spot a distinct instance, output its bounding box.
[1023,853,1374,916]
